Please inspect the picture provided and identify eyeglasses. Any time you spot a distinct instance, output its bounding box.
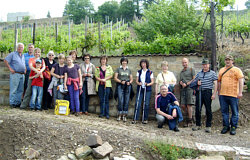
[49,55,54,57]
[84,58,90,60]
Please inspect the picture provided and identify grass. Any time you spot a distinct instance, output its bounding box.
[145,140,200,160]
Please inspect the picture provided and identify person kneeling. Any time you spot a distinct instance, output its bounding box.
[155,84,183,132]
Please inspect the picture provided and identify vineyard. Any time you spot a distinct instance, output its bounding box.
[0,1,249,57]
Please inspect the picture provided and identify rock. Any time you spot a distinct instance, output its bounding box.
[243,85,248,90]
[0,120,3,124]
[99,156,110,160]
[86,134,103,147]
[25,148,40,159]
[93,142,113,159]
[114,157,127,160]
[68,153,77,160]
[75,145,92,159]
[58,155,69,160]
[199,155,225,160]
[122,155,137,160]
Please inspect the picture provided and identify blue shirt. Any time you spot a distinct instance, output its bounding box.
[24,52,34,71]
[194,69,218,89]
[5,51,26,73]
[155,93,177,114]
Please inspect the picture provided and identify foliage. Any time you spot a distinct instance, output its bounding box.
[245,0,250,9]
[201,0,235,12]
[22,16,30,23]
[47,11,51,18]
[119,0,136,22]
[97,1,120,23]
[147,141,200,160]
[63,0,95,24]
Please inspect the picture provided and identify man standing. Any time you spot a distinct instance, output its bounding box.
[218,55,244,135]
[155,84,183,132]
[192,59,217,133]
[179,58,195,127]
[4,43,26,108]
[23,44,34,92]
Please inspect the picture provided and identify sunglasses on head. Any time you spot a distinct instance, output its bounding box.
[49,54,54,56]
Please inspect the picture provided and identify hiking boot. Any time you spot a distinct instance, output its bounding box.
[174,127,180,132]
[192,126,201,131]
[230,127,236,135]
[221,126,230,134]
[123,115,127,122]
[117,115,121,121]
[142,120,148,124]
[131,121,136,124]
[158,124,163,128]
[75,113,80,117]
[205,127,211,133]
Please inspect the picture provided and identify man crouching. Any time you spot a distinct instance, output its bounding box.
[155,84,183,132]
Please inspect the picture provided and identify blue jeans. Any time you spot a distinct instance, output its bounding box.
[80,81,89,112]
[53,86,65,106]
[98,85,111,118]
[117,84,131,115]
[219,95,239,128]
[9,73,24,105]
[30,86,43,109]
[133,88,151,121]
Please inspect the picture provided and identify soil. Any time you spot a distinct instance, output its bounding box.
[0,92,249,160]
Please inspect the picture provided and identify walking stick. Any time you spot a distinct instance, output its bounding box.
[133,85,142,122]
[142,85,147,123]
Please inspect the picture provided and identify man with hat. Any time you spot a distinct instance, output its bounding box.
[218,55,244,135]
[192,58,218,133]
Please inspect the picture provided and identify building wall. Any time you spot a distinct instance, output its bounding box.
[0,54,220,118]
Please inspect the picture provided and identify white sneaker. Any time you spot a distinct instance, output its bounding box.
[117,115,121,121]
[123,116,127,122]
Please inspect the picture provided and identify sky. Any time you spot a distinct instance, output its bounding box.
[0,0,248,22]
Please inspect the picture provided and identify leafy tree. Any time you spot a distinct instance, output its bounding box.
[47,11,51,18]
[97,1,119,23]
[23,16,30,23]
[246,0,250,9]
[201,0,235,12]
[119,0,136,22]
[63,0,94,24]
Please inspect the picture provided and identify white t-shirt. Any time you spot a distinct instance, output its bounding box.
[85,64,90,73]
[136,69,154,88]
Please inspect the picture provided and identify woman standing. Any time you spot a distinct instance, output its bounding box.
[132,59,154,124]
[64,56,82,116]
[95,56,114,119]
[43,51,56,110]
[20,48,45,109]
[80,54,96,115]
[114,57,133,122]
[155,61,176,97]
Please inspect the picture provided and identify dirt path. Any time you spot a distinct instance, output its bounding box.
[0,103,249,160]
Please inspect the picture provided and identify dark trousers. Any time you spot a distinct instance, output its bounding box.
[195,89,212,127]
[80,81,89,112]
[42,79,52,109]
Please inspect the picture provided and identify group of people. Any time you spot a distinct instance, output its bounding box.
[4,43,244,135]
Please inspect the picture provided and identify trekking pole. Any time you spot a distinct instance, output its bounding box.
[133,85,142,122]
[198,80,202,115]
[142,85,147,123]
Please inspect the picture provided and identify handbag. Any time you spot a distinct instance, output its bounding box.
[43,66,51,80]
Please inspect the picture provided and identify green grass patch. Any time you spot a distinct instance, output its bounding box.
[146,141,200,160]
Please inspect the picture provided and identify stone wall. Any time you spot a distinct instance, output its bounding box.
[0,54,220,118]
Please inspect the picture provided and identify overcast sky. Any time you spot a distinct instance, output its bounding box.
[0,0,247,22]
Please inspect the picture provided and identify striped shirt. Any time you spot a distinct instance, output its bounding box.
[194,69,218,89]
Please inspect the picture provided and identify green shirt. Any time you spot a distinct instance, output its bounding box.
[115,66,132,82]
[180,67,195,84]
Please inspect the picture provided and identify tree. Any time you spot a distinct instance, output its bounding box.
[47,11,51,18]
[245,0,250,9]
[97,1,119,23]
[119,0,136,22]
[63,0,94,24]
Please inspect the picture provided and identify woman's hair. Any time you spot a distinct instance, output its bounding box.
[139,59,149,69]
[34,48,41,53]
[161,61,168,67]
[58,54,65,59]
[66,55,73,60]
[100,55,108,63]
[120,57,128,64]
[82,53,91,61]
[47,50,54,57]
[69,50,77,57]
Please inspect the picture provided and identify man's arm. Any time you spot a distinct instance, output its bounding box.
[211,80,218,100]
[174,100,179,106]
[4,60,15,74]
[238,78,244,98]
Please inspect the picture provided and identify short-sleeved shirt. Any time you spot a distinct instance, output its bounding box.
[115,66,132,82]
[65,64,80,79]
[155,93,177,113]
[156,71,176,92]
[24,52,34,71]
[5,51,26,73]
[218,66,244,98]
[30,70,43,87]
[136,69,154,84]
[29,58,45,68]
[194,69,218,89]
[180,67,195,84]
[52,63,66,76]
